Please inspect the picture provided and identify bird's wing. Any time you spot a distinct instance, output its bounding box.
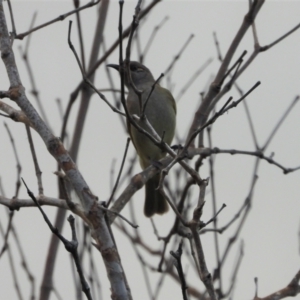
[161,87,177,115]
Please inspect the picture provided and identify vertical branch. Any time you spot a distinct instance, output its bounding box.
[70,0,109,161]
[207,127,222,292]
[0,221,24,300]
[189,179,217,300]
[6,0,16,38]
[73,0,86,72]
[41,1,110,298]
[107,138,130,207]
[170,241,189,300]
[187,0,265,146]
[4,122,21,198]
[118,0,126,111]
[19,12,51,129]
[0,1,131,300]
[25,125,44,195]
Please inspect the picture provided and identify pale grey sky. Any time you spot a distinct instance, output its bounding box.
[0,1,299,299]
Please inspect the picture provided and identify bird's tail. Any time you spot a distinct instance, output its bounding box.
[144,175,169,217]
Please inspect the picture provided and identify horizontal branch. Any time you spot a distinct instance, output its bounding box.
[190,147,300,174]
[0,195,70,210]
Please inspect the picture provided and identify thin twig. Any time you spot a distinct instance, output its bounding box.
[73,0,86,72]
[18,12,51,129]
[170,240,189,300]
[21,178,93,300]
[4,122,21,198]
[25,125,44,195]
[68,21,125,116]
[262,96,299,151]
[176,58,213,102]
[140,16,169,63]
[142,73,164,116]
[6,0,16,39]
[0,211,14,258]
[15,0,101,40]
[107,138,131,207]
[164,34,194,76]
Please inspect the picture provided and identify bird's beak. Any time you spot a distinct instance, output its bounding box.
[106,64,120,71]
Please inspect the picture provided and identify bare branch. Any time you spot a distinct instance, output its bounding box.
[15,0,101,40]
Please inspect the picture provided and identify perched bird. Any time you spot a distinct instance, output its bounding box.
[107,61,176,217]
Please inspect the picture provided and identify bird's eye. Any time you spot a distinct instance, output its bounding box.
[130,65,138,72]
[130,65,144,72]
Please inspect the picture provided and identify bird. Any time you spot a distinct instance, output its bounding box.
[107,61,176,217]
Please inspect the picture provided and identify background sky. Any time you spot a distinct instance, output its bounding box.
[0,1,300,299]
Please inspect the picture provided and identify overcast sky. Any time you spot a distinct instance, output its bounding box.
[0,1,300,299]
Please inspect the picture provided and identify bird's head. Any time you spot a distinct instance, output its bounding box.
[107,61,155,89]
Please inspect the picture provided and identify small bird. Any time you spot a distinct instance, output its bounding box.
[107,61,176,217]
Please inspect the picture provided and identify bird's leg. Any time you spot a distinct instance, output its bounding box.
[149,158,163,171]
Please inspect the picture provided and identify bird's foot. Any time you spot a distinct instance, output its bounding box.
[150,159,163,170]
